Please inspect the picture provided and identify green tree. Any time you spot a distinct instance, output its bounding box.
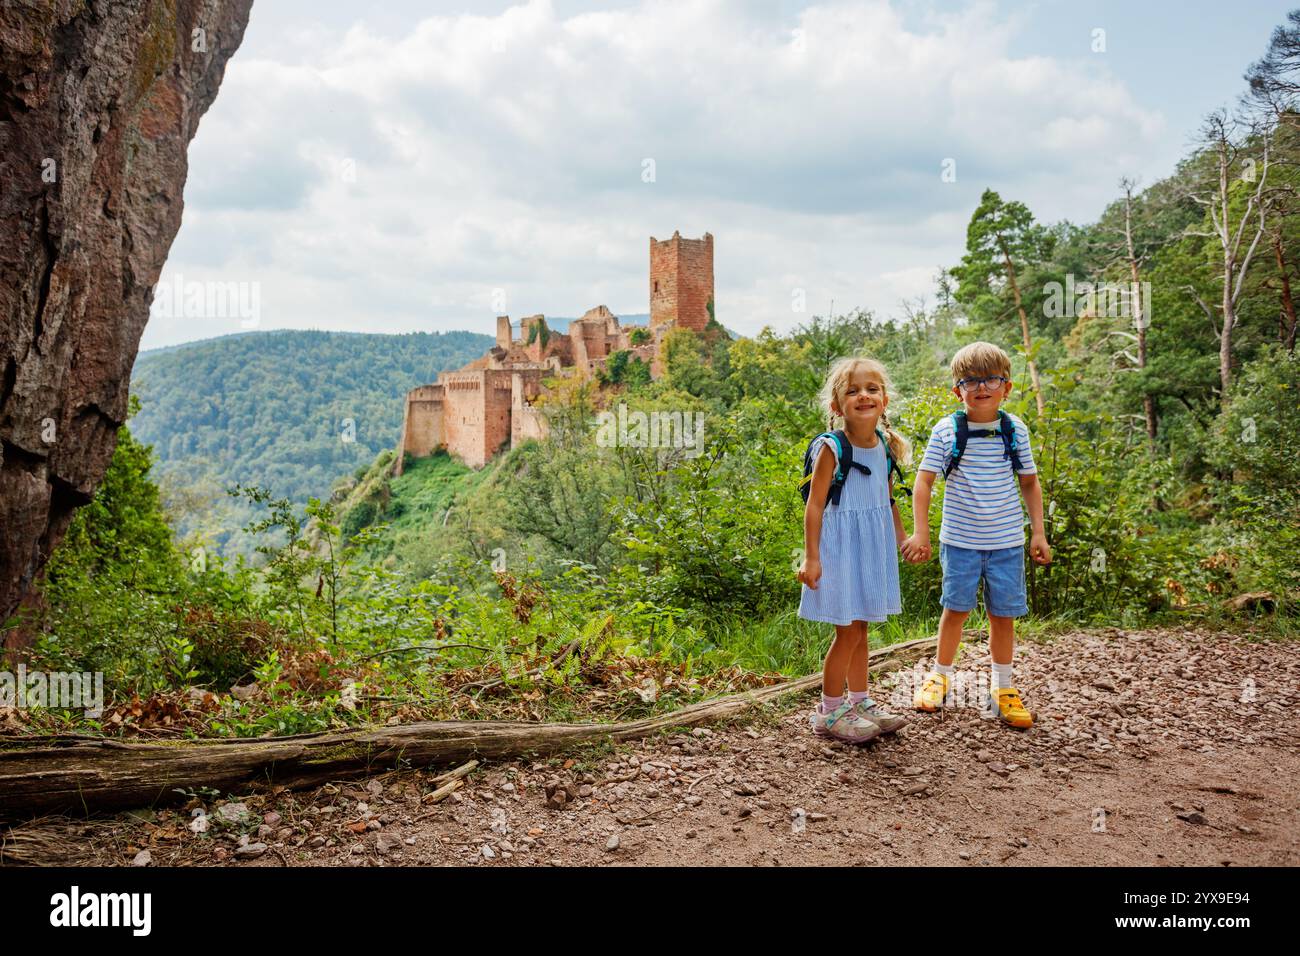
[950,188,1056,413]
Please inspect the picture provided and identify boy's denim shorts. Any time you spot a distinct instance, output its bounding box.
[939,542,1028,618]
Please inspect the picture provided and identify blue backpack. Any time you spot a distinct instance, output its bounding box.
[798,429,909,506]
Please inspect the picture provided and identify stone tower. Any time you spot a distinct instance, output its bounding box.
[650,231,714,333]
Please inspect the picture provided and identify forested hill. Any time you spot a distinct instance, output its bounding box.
[129,329,493,555]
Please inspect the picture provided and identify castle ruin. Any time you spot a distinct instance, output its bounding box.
[395,231,714,472]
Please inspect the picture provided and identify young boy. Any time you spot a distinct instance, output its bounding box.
[901,342,1051,728]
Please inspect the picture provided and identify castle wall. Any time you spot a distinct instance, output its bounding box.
[511,369,549,447]
[483,369,515,465]
[439,368,515,469]
[395,384,445,476]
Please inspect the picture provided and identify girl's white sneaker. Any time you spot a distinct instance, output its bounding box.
[809,700,881,743]
[852,700,906,734]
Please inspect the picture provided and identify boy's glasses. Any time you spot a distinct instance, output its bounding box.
[956,375,1009,392]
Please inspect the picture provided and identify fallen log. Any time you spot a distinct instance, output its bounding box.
[0,636,935,818]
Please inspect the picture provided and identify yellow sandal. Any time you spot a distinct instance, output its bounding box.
[913,671,951,712]
[984,687,1033,728]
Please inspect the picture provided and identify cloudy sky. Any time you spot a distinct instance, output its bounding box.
[144,0,1292,349]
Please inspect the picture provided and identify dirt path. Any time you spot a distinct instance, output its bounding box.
[16,626,1300,867]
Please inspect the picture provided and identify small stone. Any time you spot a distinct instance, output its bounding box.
[481,845,496,859]
[263,811,282,827]
[1177,811,1207,825]
[235,842,268,859]
[606,834,620,851]
[131,849,152,867]
[217,802,250,824]
[958,851,971,860]
[308,836,326,848]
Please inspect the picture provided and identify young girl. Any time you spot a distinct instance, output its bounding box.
[796,356,912,743]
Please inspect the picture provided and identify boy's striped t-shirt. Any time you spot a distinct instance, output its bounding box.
[916,412,1037,550]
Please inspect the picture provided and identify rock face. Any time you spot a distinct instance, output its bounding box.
[0,1,253,636]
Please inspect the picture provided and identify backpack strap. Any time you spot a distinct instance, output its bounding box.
[823,430,847,485]
[997,411,1025,472]
[800,431,857,507]
[877,427,912,501]
[828,429,873,506]
[943,412,967,478]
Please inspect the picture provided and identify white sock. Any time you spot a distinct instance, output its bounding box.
[820,693,845,714]
[935,662,954,677]
[991,661,1013,691]
[848,689,873,707]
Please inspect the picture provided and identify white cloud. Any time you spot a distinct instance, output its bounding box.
[148,0,1168,349]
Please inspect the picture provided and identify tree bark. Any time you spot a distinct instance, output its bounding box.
[0,1,254,637]
[1122,182,1158,443]
[0,637,938,817]
[997,237,1045,415]
[1273,230,1298,352]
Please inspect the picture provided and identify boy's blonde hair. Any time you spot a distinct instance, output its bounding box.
[950,341,1011,382]
[817,355,911,467]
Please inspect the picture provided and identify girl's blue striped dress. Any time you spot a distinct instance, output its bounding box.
[798,436,901,625]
